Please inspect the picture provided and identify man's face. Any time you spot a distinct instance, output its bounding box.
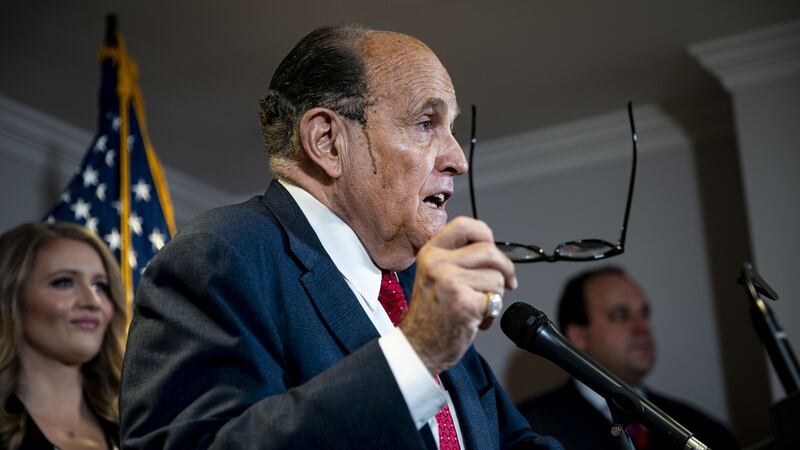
[569,273,656,386]
[338,33,467,270]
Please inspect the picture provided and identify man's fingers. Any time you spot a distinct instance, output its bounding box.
[446,242,517,290]
[478,317,495,331]
[426,267,506,326]
[427,217,494,250]
[429,267,506,298]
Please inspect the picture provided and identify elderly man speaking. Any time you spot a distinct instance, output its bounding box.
[120,25,561,450]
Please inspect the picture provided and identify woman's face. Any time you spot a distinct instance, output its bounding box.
[20,238,114,367]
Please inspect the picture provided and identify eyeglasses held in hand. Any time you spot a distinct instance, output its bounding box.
[467,102,638,263]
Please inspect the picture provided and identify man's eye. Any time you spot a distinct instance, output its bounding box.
[417,120,433,132]
[610,311,628,322]
[51,278,73,289]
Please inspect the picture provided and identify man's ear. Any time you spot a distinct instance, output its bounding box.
[299,107,345,179]
[564,324,588,351]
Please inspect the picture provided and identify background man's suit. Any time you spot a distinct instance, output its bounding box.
[120,180,558,449]
[517,380,739,450]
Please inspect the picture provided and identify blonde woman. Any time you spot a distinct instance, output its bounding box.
[0,222,127,450]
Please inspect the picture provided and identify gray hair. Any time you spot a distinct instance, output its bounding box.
[258,25,372,172]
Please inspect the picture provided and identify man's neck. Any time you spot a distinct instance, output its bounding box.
[278,175,413,271]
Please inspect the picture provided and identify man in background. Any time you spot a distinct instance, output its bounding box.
[517,266,739,450]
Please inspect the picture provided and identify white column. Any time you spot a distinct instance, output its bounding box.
[691,20,800,402]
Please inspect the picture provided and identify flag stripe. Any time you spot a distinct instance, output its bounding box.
[135,89,176,236]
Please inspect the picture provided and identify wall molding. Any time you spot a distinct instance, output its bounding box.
[0,94,238,225]
[1,93,729,208]
[461,100,730,193]
[689,20,800,92]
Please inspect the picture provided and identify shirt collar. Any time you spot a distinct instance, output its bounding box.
[279,179,382,310]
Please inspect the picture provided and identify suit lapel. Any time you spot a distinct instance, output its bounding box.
[261,180,380,354]
[441,363,494,450]
[263,182,495,448]
[397,265,416,302]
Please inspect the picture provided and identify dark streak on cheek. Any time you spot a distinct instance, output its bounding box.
[364,131,378,176]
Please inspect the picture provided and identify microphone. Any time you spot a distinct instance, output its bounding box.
[501,302,709,450]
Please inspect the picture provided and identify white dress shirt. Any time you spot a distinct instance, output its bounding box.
[280,179,465,449]
[575,380,613,422]
[575,379,648,423]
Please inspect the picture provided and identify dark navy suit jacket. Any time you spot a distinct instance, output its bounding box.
[517,380,739,450]
[120,180,561,450]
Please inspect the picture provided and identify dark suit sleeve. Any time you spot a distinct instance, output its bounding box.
[120,232,423,449]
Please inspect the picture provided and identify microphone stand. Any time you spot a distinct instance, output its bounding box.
[739,263,800,449]
[608,402,636,450]
[739,262,800,394]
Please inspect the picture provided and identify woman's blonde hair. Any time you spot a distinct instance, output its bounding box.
[0,222,128,449]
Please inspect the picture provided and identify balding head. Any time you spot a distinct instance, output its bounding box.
[258,27,453,182]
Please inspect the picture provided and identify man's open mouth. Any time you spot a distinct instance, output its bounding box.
[423,192,450,209]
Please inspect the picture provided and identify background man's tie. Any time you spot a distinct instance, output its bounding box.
[378,271,461,450]
[625,422,649,449]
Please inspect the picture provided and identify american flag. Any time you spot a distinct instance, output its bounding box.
[46,23,175,300]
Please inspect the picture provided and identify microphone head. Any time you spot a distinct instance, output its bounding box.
[501,302,550,348]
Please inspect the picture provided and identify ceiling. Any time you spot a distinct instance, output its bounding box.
[2,1,799,196]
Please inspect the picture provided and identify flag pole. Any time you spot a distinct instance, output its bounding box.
[105,14,135,304]
[104,14,117,46]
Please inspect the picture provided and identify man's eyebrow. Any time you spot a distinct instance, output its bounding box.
[412,97,461,120]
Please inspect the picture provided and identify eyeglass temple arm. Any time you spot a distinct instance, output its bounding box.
[468,104,478,220]
[617,101,637,249]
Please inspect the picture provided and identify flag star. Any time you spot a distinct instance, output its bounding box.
[85,216,99,234]
[94,135,108,152]
[127,135,136,148]
[104,228,121,251]
[105,149,115,167]
[128,249,138,270]
[96,183,107,202]
[112,116,120,131]
[71,198,91,221]
[112,201,121,214]
[60,191,71,204]
[46,215,55,224]
[149,228,166,251]
[129,212,143,236]
[82,166,99,187]
[133,179,151,202]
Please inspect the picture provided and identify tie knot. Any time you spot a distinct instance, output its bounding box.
[378,271,408,326]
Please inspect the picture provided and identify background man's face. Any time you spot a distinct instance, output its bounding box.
[340,33,467,269]
[571,273,656,386]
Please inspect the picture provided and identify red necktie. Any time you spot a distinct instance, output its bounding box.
[625,423,649,449]
[378,271,461,450]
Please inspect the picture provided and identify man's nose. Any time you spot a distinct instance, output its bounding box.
[631,314,651,334]
[436,132,468,175]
